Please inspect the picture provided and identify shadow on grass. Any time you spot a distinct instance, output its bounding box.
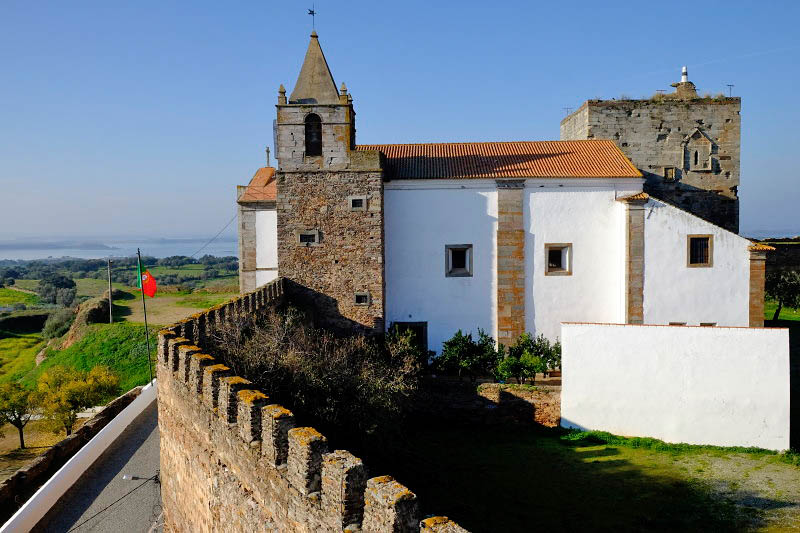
[374,423,781,532]
[765,319,799,450]
[111,302,132,321]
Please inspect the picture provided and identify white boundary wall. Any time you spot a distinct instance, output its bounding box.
[0,381,157,533]
[560,323,790,450]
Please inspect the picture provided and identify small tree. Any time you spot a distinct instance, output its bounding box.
[0,382,36,449]
[520,350,547,385]
[766,270,800,321]
[496,353,523,383]
[436,329,503,381]
[37,366,119,435]
[436,330,480,380]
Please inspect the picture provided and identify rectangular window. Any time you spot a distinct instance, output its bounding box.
[354,292,370,306]
[699,322,716,327]
[445,244,473,277]
[664,167,676,181]
[687,235,713,267]
[348,195,367,212]
[544,243,572,275]
[669,322,687,326]
[298,230,321,246]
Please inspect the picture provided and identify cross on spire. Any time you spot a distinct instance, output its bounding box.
[308,4,316,30]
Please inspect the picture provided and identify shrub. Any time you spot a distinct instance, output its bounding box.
[210,308,420,446]
[434,329,502,381]
[42,308,75,339]
[496,353,521,383]
[501,332,561,383]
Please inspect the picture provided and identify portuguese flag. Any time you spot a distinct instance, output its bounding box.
[136,257,157,298]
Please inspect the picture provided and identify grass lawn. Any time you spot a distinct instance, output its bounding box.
[0,331,43,383]
[766,298,800,322]
[148,264,206,276]
[0,288,39,307]
[11,279,39,292]
[382,425,800,532]
[112,288,237,326]
[22,323,157,393]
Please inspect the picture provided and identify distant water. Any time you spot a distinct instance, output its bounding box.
[0,237,239,261]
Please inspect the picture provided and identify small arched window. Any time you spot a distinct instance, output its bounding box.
[305,114,322,156]
[694,150,699,166]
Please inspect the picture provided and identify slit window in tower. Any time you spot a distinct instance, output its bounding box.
[305,113,322,156]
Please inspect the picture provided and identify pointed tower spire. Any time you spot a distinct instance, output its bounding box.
[289,32,339,104]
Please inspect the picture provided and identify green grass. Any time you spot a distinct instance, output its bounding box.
[0,331,43,383]
[173,292,236,309]
[384,424,799,532]
[148,264,206,276]
[561,429,782,457]
[11,280,39,292]
[21,323,157,393]
[765,298,800,322]
[0,288,39,307]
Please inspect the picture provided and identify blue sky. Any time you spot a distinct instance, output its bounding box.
[1,0,798,239]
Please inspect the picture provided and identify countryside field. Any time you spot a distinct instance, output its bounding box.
[0,262,240,482]
[0,288,39,307]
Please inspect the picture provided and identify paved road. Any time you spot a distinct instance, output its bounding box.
[36,401,162,533]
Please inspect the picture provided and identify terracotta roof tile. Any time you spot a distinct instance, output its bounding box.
[356,140,641,179]
[238,167,276,203]
[748,243,776,252]
[617,192,650,202]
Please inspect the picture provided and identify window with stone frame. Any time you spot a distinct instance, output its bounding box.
[354,291,370,306]
[298,229,321,246]
[664,167,677,181]
[348,195,367,212]
[304,113,322,156]
[545,243,572,275]
[445,244,473,277]
[687,235,713,267]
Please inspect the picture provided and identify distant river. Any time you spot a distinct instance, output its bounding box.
[0,237,239,260]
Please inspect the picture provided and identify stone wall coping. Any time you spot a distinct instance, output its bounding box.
[157,277,468,531]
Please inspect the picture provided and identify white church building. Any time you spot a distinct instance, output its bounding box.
[237,32,769,353]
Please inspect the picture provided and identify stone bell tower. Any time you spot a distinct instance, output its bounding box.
[274,31,385,332]
[561,66,741,232]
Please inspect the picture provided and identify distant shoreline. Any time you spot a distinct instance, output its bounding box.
[0,237,238,261]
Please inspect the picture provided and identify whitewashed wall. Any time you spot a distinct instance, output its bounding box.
[561,323,790,450]
[643,198,751,326]
[525,185,634,341]
[255,209,278,287]
[385,182,497,353]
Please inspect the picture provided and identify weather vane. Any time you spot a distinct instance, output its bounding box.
[308,4,316,30]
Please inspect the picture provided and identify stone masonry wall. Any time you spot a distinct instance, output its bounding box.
[276,169,385,331]
[561,98,741,232]
[237,189,257,293]
[496,181,525,346]
[157,278,466,532]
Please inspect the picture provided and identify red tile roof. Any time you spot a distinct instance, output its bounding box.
[356,140,641,179]
[238,167,276,203]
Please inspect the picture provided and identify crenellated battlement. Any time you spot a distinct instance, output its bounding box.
[157,277,467,532]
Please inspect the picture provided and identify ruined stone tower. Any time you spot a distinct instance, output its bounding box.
[275,31,385,331]
[561,67,741,233]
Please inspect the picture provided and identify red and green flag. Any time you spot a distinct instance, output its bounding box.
[136,259,158,298]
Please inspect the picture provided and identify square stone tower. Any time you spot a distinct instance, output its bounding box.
[561,68,741,233]
[275,32,385,331]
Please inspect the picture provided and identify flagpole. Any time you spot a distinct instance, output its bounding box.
[138,249,154,384]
